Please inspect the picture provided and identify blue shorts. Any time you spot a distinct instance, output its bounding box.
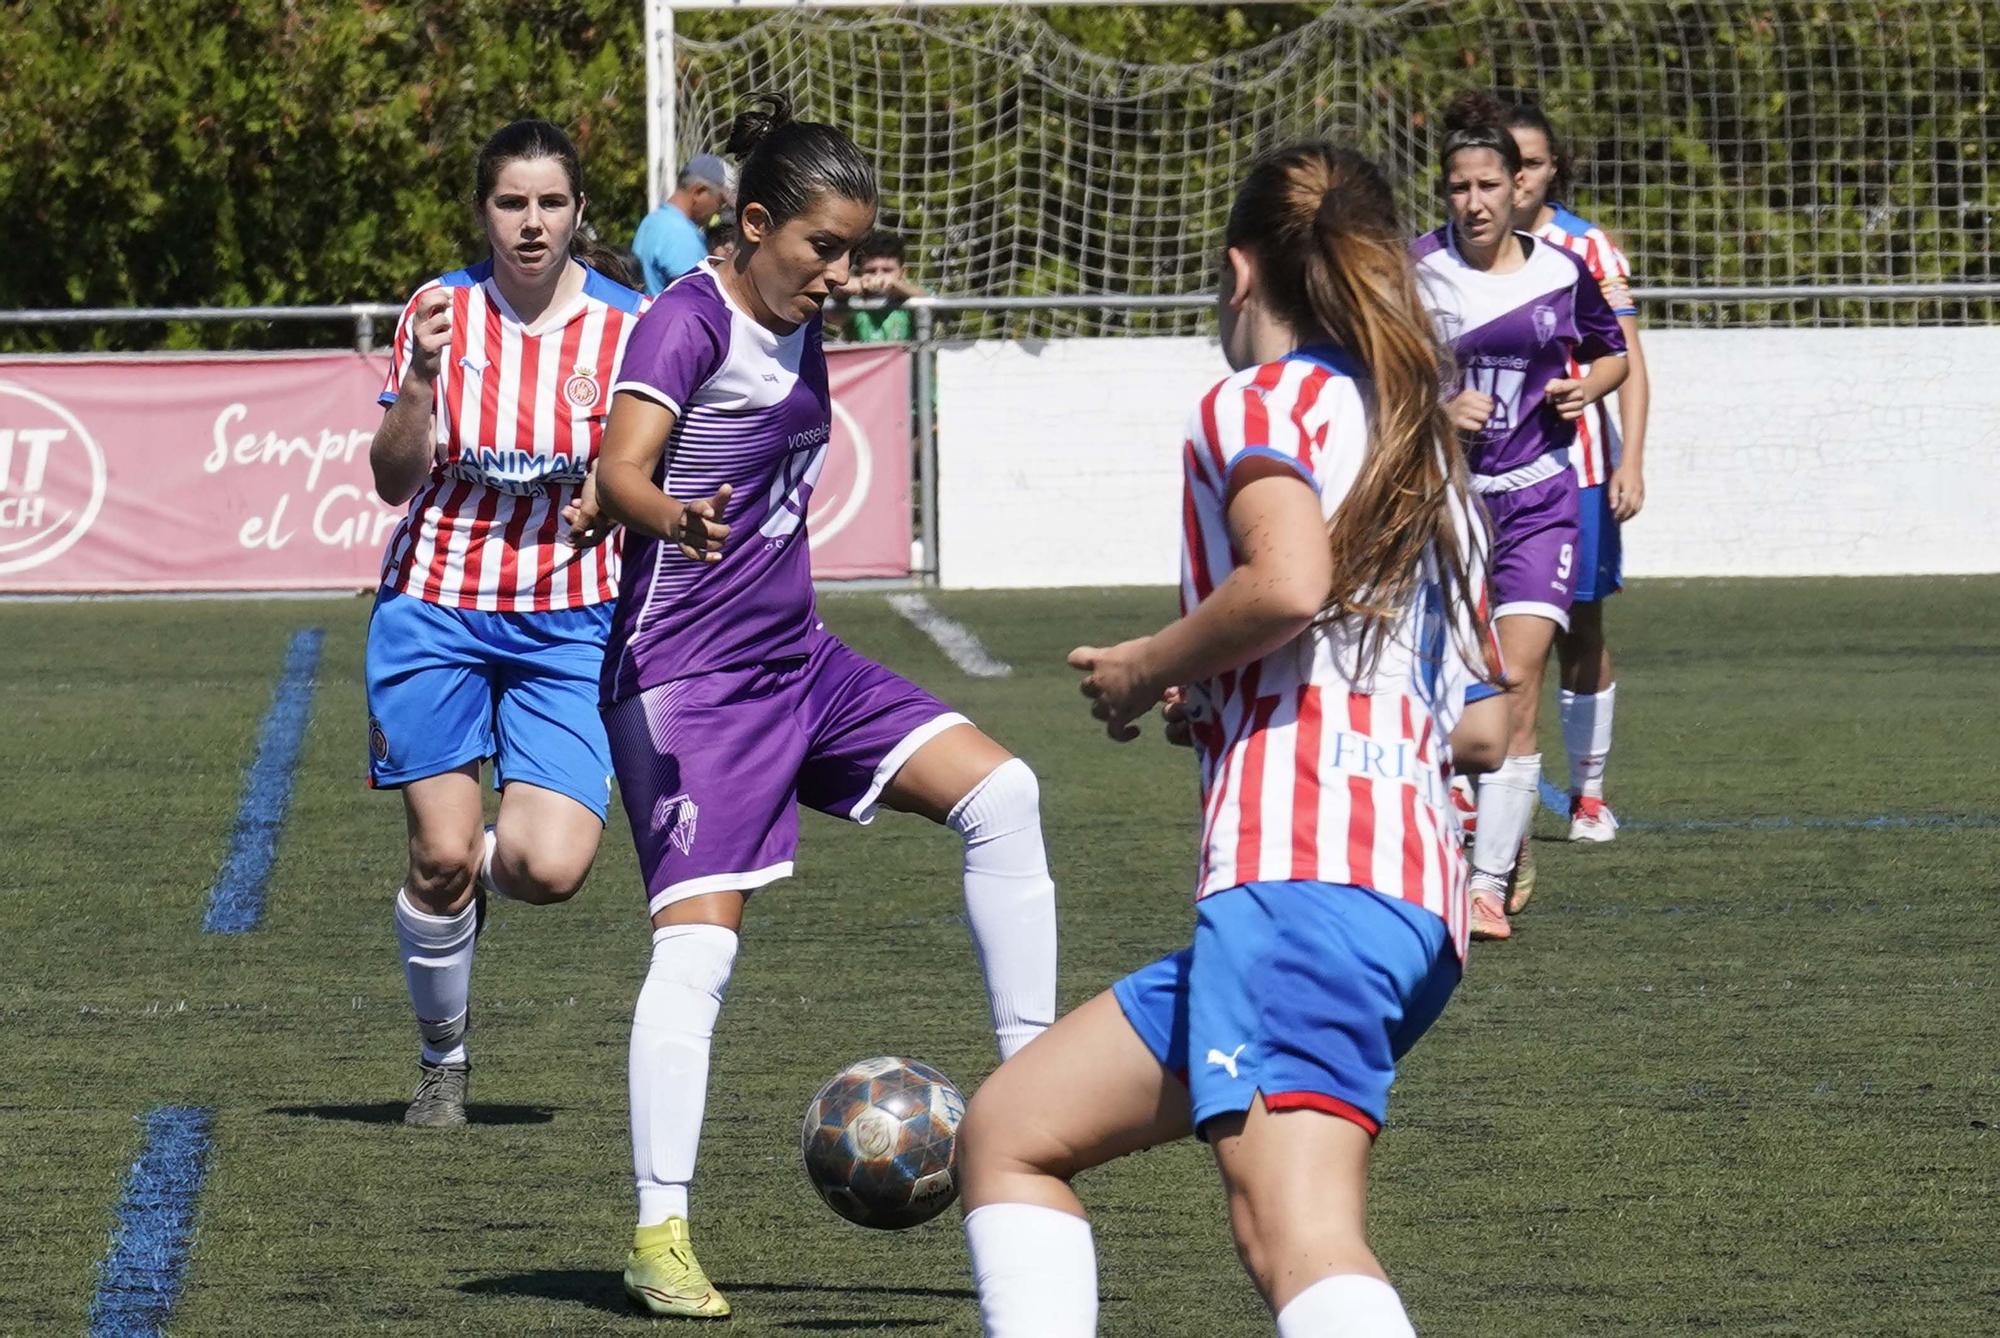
[1573,483,1623,603]
[365,588,614,821]
[1112,881,1459,1137]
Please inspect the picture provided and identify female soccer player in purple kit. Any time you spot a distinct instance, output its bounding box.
[581,95,1058,1319]
[1506,96,1652,845]
[1414,92,1628,940]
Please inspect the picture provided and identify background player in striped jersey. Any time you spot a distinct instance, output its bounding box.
[1414,94,1628,940]
[585,96,1058,1319]
[367,120,645,1127]
[1506,97,1651,843]
[956,142,1503,1338]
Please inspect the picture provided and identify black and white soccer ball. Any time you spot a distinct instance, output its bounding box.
[800,1056,966,1230]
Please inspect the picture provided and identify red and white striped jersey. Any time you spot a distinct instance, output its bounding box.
[1179,349,1492,959]
[1536,206,1636,488]
[376,259,646,611]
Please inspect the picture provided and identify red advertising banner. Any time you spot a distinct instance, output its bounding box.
[0,346,910,592]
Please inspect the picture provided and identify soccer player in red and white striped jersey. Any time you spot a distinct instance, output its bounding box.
[958,142,1504,1338]
[1509,98,1652,844]
[366,120,645,1128]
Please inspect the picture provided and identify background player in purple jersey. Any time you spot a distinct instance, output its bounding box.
[581,94,1059,1320]
[1506,96,1652,843]
[1413,93,1627,940]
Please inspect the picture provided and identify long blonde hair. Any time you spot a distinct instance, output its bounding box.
[1225,141,1494,679]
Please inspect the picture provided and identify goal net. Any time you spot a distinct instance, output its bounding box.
[659,1,1997,335]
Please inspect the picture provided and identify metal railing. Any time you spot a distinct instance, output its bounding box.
[7,284,1999,585]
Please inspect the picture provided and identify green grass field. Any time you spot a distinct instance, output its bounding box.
[2,578,1995,1336]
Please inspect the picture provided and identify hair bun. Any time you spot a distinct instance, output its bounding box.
[725,92,795,158]
[1441,88,1507,135]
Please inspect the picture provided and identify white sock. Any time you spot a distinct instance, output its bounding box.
[394,888,477,1066]
[1275,1274,1415,1337]
[1560,683,1616,799]
[631,923,738,1227]
[948,760,1058,1062]
[965,1203,1097,1337]
[1471,753,1541,883]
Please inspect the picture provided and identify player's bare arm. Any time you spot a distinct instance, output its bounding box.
[1070,461,1330,740]
[369,289,451,506]
[1610,311,1649,520]
[594,392,731,562]
[1544,350,1628,421]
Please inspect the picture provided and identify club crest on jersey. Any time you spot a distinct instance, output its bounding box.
[563,365,600,410]
[657,791,699,856]
[1533,304,1558,344]
[368,717,390,762]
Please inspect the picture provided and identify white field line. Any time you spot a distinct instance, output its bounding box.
[886,594,1013,679]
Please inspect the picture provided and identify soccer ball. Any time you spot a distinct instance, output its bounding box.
[800,1056,966,1230]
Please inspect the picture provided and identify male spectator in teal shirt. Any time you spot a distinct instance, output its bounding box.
[631,154,735,295]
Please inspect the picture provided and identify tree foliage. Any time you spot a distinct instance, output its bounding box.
[2,2,1991,348]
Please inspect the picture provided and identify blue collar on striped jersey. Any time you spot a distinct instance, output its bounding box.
[437,255,644,314]
[1286,342,1366,381]
[1546,202,1599,236]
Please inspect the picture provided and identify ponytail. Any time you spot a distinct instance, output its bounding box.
[724,92,877,230]
[1226,143,1496,681]
[1437,88,1523,181]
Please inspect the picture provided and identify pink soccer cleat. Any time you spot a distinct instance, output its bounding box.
[1470,888,1512,941]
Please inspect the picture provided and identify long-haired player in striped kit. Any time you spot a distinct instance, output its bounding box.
[367,120,645,1127]
[956,142,1505,1338]
[582,95,1058,1319]
[1415,92,1629,940]
[1504,96,1650,844]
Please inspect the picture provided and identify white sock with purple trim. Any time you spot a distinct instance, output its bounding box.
[948,759,1058,1061]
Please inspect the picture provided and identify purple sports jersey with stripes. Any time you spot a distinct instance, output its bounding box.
[1412,226,1626,480]
[603,262,830,702]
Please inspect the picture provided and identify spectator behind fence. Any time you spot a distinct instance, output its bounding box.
[831,229,923,342]
[631,154,736,295]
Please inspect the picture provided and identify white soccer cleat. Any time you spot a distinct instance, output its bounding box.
[1568,795,1620,843]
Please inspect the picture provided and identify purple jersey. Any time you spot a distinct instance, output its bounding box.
[1412,226,1625,482]
[602,263,831,703]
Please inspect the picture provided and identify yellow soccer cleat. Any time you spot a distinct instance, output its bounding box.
[1505,836,1537,915]
[624,1218,731,1319]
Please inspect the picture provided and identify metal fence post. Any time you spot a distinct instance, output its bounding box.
[913,303,939,587]
[354,309,376,355]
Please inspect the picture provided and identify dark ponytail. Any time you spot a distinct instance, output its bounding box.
[1437,89,1522,180]
[473,118,632,283]
[725,93,877,231]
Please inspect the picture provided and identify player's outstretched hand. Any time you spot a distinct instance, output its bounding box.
[1160,686,1195,748]
[1446,389,1495,433]
[1609,462,1646,520]
[407,289,451,383]
[1068,638,1165,743]
[563,468,613,548]
[1543,377,1589,421]
[675,483,733,563]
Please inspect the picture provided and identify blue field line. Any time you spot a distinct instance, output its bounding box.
[1538,775,1570,820]
[202,627,324,934]
[88,1106,215,1337]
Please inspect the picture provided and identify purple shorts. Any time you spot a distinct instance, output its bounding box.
[603,627,967,916]
[1481,473,1581,629]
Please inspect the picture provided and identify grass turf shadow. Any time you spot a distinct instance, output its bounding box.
[266,1102,555,1125]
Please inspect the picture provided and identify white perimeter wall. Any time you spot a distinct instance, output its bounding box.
[935,330,2000,588]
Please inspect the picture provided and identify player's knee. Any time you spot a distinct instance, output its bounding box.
[950,757,1041,839]
[961,1073,1065,1188]
[513,845,595,903]
[405,833,479,909]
